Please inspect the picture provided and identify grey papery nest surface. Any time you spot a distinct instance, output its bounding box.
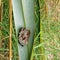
[18,27,30,46]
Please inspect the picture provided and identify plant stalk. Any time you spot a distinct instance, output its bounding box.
[12,0,35,60]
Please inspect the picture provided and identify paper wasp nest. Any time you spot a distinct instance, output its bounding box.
[18,27,30,46]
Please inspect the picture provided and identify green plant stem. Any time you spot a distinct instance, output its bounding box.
[21,0,26,27]
[12,0,35,60]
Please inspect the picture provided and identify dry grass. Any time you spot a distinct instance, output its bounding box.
[1,0,60,60]
[40,0,60,60]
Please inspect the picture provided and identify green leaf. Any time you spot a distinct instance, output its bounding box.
[12,0,35,60]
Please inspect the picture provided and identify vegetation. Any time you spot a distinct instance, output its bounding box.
[0,0,60,60]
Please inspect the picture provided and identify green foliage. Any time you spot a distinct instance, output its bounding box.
[0,0,40,59]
